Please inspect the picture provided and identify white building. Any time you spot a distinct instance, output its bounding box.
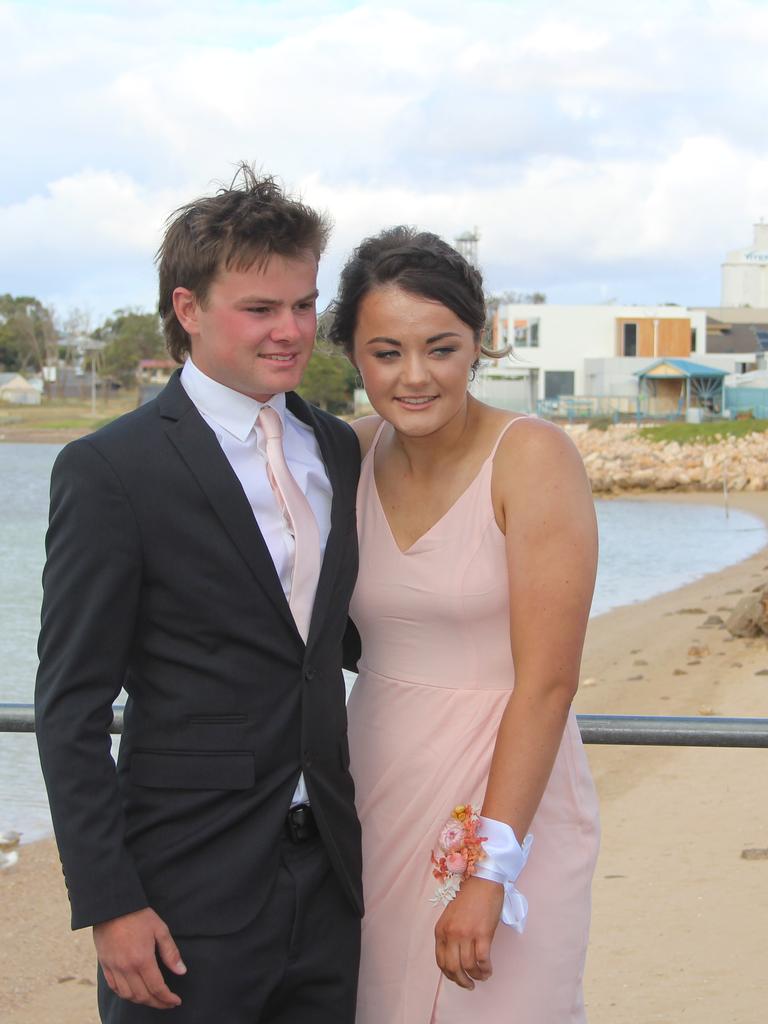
[476,304,711,412]
[721,223,768,307]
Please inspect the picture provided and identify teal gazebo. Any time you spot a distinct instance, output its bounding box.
[635,358,727,416]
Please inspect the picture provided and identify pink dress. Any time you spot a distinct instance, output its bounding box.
[348,419,600,1024]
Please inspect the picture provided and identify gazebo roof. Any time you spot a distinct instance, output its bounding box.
[635,358,727,380]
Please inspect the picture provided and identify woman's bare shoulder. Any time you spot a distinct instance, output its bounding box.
[350,415,384,458]
[493,415,589,499]
[495,414,578,462]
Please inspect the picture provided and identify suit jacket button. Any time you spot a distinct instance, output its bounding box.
[304,666,316,681]
[303,750,313,768]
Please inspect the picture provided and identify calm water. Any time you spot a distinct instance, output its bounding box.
[592,499,766,616]
[1,443,766,839]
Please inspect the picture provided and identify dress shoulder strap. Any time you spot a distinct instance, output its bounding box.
[488,415,530,460]
[361,418,387,466]
[371,418,387,448]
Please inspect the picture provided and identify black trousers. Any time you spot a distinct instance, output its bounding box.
[98,835,360,1024]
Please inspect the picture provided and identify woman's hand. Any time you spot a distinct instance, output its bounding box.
[434,875,504,990]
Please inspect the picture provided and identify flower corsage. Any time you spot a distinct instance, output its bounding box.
[429,804,486,908]
[429,804,534,933]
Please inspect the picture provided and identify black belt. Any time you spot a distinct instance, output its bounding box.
[284,803,318,843]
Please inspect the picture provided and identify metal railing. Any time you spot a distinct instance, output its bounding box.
[576,713,768,747]
[0,703,123,734]
[2,703,768,747]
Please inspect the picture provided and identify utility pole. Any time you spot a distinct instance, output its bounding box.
[82,339,105,416]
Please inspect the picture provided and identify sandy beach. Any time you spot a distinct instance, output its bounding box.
[579,491,768,1024]
[2,491,767,1023]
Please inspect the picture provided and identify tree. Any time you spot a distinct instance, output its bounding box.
[95,309,167,386]
[485,290,546,312]
[0,294,57,372]
[297,341,356,414]
[59,307,93,365]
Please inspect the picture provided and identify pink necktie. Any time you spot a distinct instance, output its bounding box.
[258,405,321,642]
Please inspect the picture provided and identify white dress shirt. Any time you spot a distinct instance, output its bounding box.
[180,357,332,805]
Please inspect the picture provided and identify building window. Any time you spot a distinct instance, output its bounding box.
[544,370,575,399]
[513,318,539,348]
[622,323,637,357]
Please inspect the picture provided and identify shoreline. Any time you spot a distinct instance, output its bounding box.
[2,492,768,1022]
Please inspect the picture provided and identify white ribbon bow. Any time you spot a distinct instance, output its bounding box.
[473,819,534,933]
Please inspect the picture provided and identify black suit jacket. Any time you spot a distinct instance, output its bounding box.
[35,372,362,934]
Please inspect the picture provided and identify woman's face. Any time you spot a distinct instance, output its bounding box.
[352,285,480,438]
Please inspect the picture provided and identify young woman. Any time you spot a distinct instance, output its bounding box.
[330,228,600,1023]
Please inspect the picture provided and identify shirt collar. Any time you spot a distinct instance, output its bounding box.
[180,357,286,442]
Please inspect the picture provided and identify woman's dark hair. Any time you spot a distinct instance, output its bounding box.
[328,226,487,356]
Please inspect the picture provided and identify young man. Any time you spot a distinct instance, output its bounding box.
[35,168,362,1022]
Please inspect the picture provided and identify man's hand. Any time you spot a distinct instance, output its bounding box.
[93,907,187,1009]
[434,876,504,990]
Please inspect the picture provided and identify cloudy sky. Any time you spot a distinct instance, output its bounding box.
[2,0,768,325]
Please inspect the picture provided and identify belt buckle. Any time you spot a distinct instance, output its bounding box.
[286,803,314,843]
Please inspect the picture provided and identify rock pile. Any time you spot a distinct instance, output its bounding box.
[566,424,768,494]
[725,586,768,638]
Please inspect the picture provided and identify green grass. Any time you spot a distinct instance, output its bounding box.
[0,395,135,432]
[28,417,119,430]
[638,419,768,444]
[24,418,97,430]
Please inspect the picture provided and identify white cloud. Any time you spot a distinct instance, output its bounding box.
[1,172,168,254]
[2,0,768,318]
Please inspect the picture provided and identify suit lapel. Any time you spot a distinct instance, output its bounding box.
[158,372,300,640]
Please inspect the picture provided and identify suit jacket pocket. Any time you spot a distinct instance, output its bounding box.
[130,750,255,790]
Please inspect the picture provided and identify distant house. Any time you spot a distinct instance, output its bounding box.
[694,308,768,370]
[0,373,42,406]
[137,359,179,406]
[44,365,114,400]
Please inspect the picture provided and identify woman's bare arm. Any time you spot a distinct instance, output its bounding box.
[435,418,597,990]
[482,418,597,834]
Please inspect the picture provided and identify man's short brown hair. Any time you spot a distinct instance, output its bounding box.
[157,164,331,362]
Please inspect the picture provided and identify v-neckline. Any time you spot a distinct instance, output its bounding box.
[371,446,493,556]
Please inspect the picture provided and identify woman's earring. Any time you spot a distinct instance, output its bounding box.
[354,373,363,388]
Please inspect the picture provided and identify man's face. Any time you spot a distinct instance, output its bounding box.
[173,252,319,401]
